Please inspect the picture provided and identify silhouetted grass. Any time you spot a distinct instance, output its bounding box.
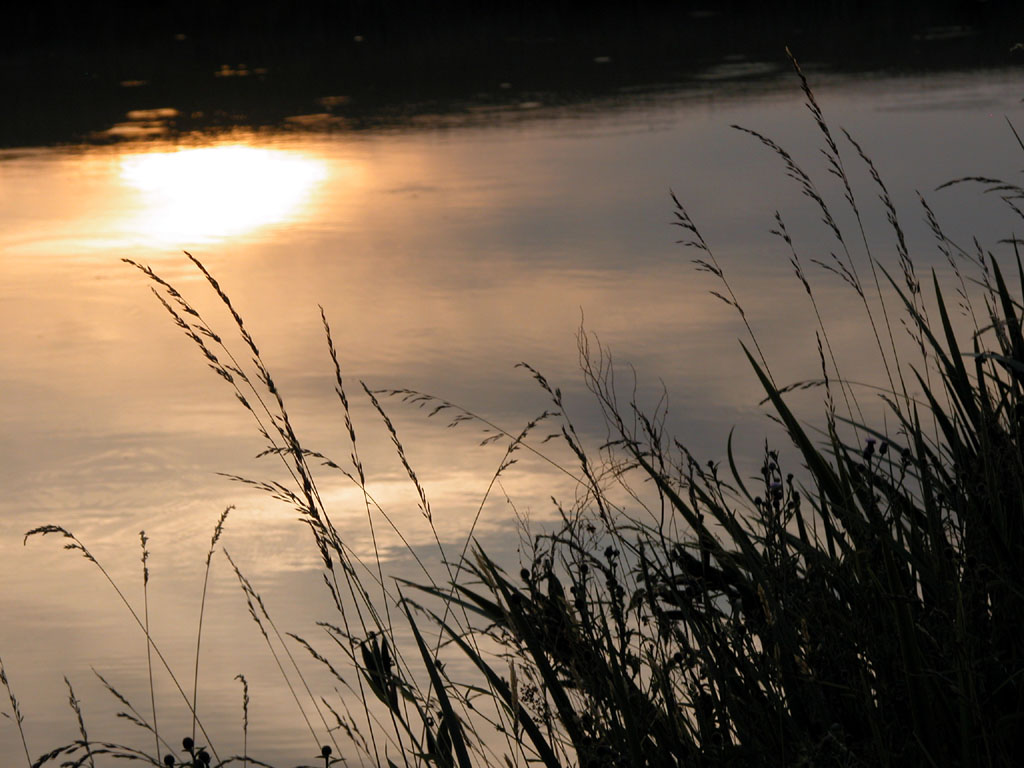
[9,52,1024,767]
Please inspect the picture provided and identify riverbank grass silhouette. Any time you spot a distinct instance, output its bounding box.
[9,53,1024,767]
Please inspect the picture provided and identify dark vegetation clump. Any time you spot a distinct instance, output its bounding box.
[8,52,1024,767]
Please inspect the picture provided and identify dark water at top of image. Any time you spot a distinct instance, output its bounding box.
[4,0,1023,148]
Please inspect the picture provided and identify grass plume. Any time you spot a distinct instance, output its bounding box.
[1,656,31,768]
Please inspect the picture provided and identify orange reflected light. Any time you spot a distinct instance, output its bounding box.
[120,145,329,243]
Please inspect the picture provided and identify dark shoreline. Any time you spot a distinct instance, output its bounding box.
[5,3,1023,149]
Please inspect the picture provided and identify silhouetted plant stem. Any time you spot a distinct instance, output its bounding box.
[140,530,160,763]
[192,506,232,746]
[0,656,31,768]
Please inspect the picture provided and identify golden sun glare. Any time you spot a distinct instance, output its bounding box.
[119,144,329,244]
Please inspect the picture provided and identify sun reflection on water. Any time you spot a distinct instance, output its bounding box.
[119,144,329,243]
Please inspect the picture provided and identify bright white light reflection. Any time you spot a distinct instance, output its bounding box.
[120,145,328,243]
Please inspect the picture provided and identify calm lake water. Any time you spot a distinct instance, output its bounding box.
[2,65,1023,763]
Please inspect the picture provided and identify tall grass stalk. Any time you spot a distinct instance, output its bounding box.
[65,677,95,768]
[0,656,32,768]
[192,506,232,746]
[235,674,249,768]
[139,531,159,762]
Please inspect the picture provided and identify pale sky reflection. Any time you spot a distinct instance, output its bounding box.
[119,144,329,244]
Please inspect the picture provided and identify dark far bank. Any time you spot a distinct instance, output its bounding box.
[3,1,1023,147]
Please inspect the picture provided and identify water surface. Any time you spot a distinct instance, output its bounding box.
[2,67,1023,764]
